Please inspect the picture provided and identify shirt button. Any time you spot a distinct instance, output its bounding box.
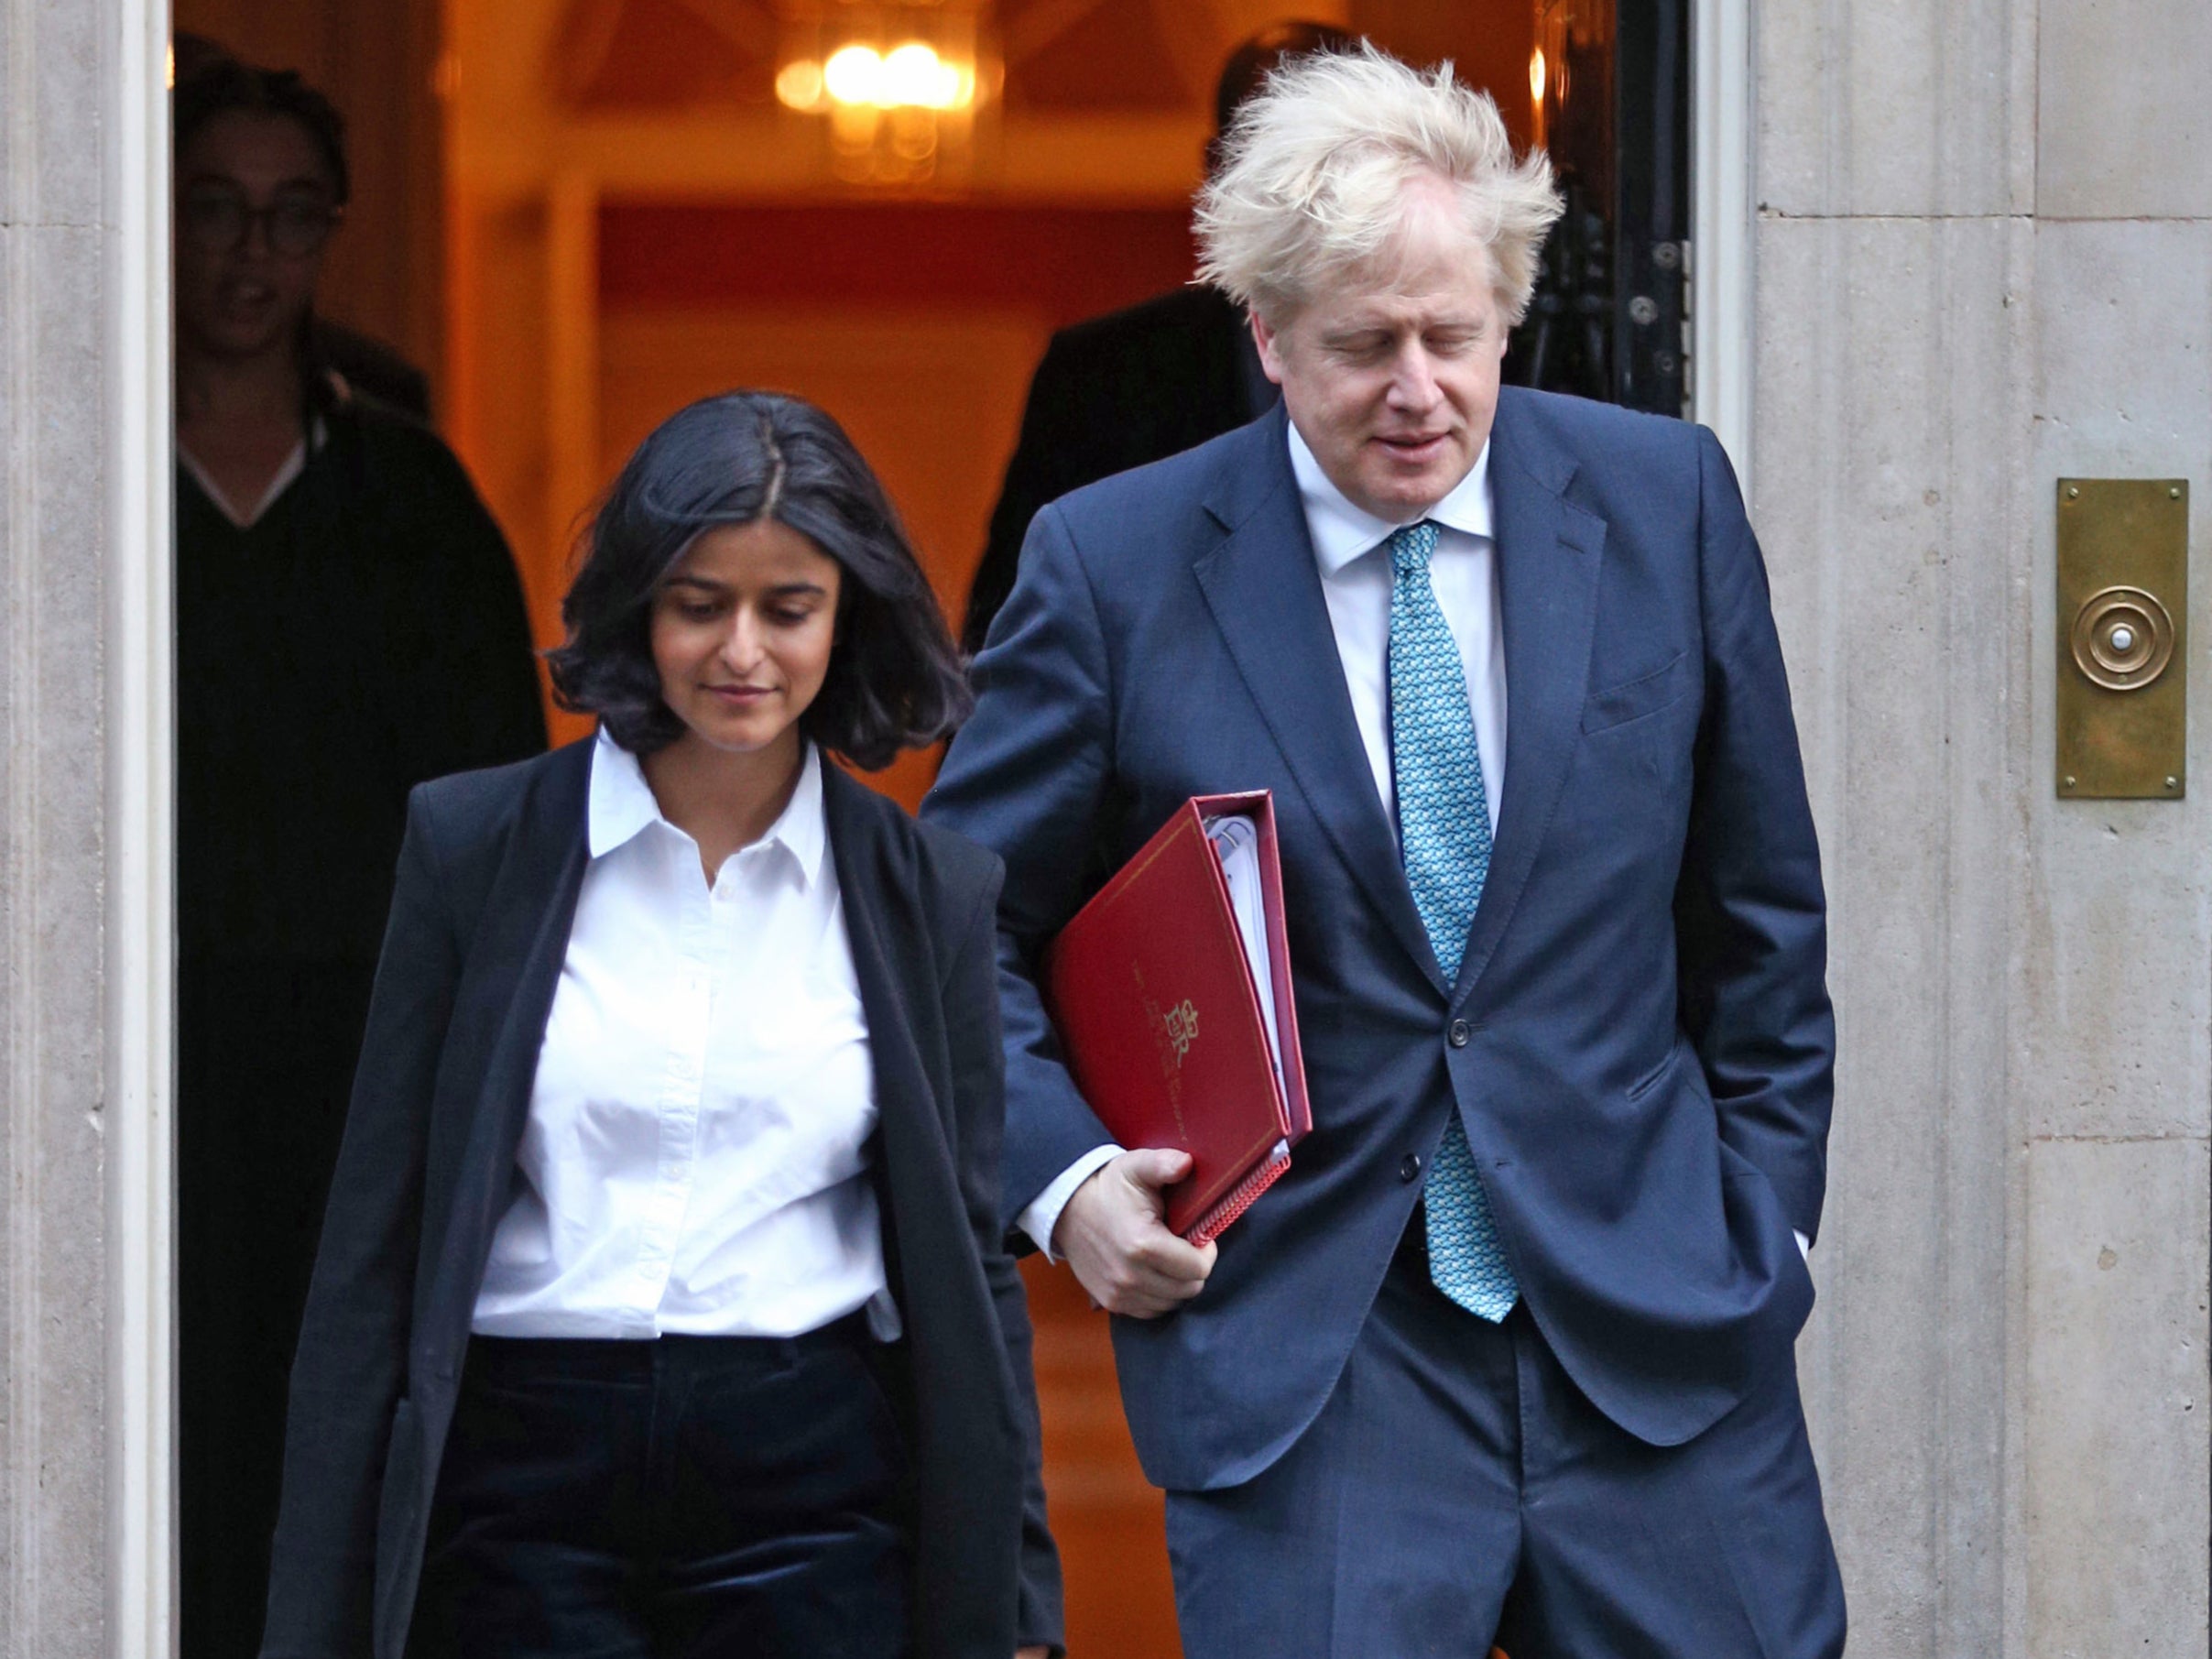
[1448,1019,1471,1048]
[1399,1152,1423,1184]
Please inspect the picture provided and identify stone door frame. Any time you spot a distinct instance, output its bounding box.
[1691,0,1753,475]
[108,0,176,1651]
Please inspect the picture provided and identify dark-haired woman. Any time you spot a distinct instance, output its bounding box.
[170,59,546,1659]
[260,391,1063,1659]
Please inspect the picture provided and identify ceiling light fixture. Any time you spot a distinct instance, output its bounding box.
[775,2,997,184]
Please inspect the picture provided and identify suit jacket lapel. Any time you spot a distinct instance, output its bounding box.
[824,769,923,1105]
[1452,394,1607,1010]
[821,768,932,1298]
[1193,410,1445,995]
[439,743,592,1285]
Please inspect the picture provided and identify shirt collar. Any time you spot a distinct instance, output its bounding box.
[588,728,829,888]
[175,416,327,531]
[1286,420,1495,578]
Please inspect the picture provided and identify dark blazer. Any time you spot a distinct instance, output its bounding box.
[924,390,1832,1492]
[963,285,1273,655]
[261,740,1064,1659]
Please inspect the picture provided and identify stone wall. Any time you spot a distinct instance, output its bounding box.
[2,0,159,1654]
[1754,0,2212,1653]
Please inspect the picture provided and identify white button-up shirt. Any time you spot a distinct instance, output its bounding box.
[1291,420,1507,834]
[1016,420,1507,1256]
[473,732,899,1339]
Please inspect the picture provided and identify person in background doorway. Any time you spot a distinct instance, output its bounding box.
[171,57,546,1659]
[260,391,1062,1659]
[172,32,436,420]
[960,19,1356,656]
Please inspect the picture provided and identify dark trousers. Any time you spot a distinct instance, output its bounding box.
[410,1321,913,1659]
[179,955,376,1659]
[1164,1223,1847,1659]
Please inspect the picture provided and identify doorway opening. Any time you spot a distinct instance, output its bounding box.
[158,3,1714,1654]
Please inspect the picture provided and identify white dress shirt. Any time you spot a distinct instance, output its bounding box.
[1016,420,1508,1257]
[1291,423,1508,832]
[473,732,900,1339]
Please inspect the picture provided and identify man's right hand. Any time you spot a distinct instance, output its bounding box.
[1052,1148,1218,1317]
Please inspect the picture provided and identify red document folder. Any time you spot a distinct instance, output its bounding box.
[1042,792,1312,1244]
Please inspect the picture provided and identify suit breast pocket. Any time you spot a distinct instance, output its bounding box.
[1581,649,1695,736]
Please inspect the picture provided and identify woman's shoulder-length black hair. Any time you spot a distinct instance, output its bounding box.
[548,389,973,771]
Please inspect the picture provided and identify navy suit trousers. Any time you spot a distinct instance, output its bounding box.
[409,1320,912,1659]
[1163,1223,1846,1659]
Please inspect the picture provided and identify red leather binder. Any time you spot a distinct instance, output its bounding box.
[1042,792,1311,1244]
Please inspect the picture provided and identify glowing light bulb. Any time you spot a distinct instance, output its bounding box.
[823,44,885,106]
[776,58,825,110]
[801,35,983,125]
[880,43,934,106]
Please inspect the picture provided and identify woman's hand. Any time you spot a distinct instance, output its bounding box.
[1016,1647,1052,1659]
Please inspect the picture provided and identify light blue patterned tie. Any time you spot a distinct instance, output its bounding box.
[1388,520,1519,1323]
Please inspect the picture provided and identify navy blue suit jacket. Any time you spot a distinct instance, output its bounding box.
[924,389,1832,1491]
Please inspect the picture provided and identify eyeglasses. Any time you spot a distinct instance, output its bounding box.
[180,185,343,257]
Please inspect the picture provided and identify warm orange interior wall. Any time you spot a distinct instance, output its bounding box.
[1353,0,1539,148]
[599,202,1200,319]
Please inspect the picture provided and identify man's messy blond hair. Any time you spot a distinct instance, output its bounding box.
[1195,43,1563,325]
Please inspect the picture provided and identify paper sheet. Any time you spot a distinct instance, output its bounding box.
[1204,813,1283,1085]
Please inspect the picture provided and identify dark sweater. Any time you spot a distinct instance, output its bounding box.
[175,393,545,1659]
[176,396,546,963]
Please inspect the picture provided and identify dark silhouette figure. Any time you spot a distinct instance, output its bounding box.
[961,21,1356,656]
[170,58,545,1658]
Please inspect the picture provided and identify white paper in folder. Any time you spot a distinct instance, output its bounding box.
[1204,813,1283,1084]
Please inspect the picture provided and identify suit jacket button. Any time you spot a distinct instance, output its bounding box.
[1400,1152,1423,1183]
[1448,1019,1471,1048]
